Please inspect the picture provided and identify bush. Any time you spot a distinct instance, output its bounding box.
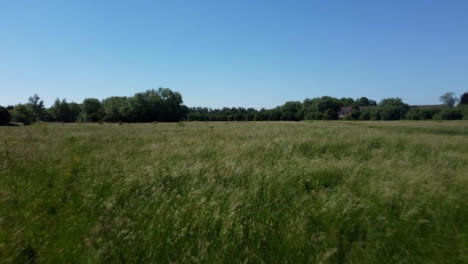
[358,109,372,120]
[436,109,463,120]
[365,109,380,120]
[348,109,361,120]
[458,105,468,120]
[322,109,338,120]
[380,106,406,120]
[0,106,11,125]
[11,104,35,125]
[407,108,441,120]
[422,108,440,120]
[406,108,423,120]
[82,98,103,122]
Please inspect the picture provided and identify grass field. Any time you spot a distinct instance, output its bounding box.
[1,121,467,263]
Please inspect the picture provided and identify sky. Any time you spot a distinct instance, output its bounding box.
[1,0,467,108]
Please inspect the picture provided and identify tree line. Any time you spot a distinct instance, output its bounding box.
[0,88,187,125]
[1,89,467,125]
[187,93,468,121]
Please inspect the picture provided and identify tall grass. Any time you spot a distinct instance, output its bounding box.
[1,121,467,263]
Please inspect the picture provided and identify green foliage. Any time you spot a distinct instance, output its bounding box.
[127,88,186,122]
[369,109,381,120]
[8,92,467,123]
[406,108,440,120]
[49,99,81,122]
[353,97,377,107]
[440,92,459,107]
[340,97,354,106]
[377,98,410,120]
[280,101,303,121]
[436,108,463,120]
[27,94,47,121]
[316,96,342,113]
[11,104,35,125]
[460,92,468,105]
[268,107,282,120]
[358,109,372,120]
[459,105,468,120]
[322,109,338,120]
[255,109,270,121]
[1,122,467,263]
[102,96,130,122]
[0,106,11,125]
[81,98,103,122]
[348,109,361,120]
[406,108,424,120]
[302,97,341,120]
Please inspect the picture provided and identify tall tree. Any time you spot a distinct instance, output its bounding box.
[82,98,103,122]
[49,99,80,122]
[11,104,34,125]
[102,96,129,122]
[0,106,11,125]
[379,98,410,120]
[439,92,459,107]
[27,94,46,121]
[354,97,377,107]
[281,101,303,121]
[460,92,468,105]
[340,98,354,106]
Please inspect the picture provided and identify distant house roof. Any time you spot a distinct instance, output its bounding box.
[338,106,378,118]
[339,107,353,112]
[338,106,377,112]
[338,107,353,118]
[410,104,444,109]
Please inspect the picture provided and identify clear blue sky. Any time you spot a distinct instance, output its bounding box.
[1,0,467,108]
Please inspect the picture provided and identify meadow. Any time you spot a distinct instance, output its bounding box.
[0,121,467,263]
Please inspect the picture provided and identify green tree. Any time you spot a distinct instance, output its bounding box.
[379,98,410,120]
[302,96,342,120]
[340,98,354,106]
[348,109,361,120]
[322,109,338,120]
[370,109,381,120]
[27,94,46,121]
[438,109,463,120]
[49,99,80,122]
[354,97,377,107]
[11,104,34,125]
[255,109,269,121]
[316,96,342,113]
[0,106,11,125]
[406,108,424,120]
[359,109,372,120]
[439,92,458,107]
[460,92,468,105]
[50,99,68,122]
[102,96,129,122]
[268,107,282,121]
[68,102,81,122]
[159,88,185,122]
[406,108,439,120]
[125,88,186,122]
[81,98,103,122]
[281,101,303,121]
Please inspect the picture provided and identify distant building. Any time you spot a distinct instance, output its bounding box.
[338,107,353,119]
[338,106,377,119]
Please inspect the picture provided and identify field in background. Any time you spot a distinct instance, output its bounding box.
[1,121,467,263]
